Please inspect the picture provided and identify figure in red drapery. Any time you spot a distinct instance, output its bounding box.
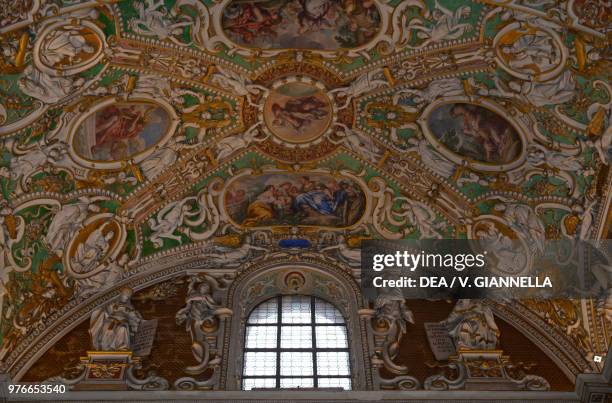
[91,105,148,156]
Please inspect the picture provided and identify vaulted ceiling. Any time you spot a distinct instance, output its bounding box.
[0,0,610,382]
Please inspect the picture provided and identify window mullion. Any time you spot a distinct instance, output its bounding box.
[276,295,282,389]
[311,296,318,388]
[243,295,351,391]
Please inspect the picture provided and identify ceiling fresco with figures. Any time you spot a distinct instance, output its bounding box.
[0,0,611,388]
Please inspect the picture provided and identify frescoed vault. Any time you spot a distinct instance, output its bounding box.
[0,0,610,398]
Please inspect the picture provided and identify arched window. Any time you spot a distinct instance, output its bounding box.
[242,295,351,390]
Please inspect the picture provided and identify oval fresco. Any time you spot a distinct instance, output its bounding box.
[427,103,522,164]
[39,24,104,71]
[73,102,171,162]
[225,173,366,228]
[495,25,562,79]
[221,0,382,50]
[67,218,123,278]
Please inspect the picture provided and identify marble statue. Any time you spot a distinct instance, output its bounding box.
[19,65,86,104]
[89,287,143,351]
[40,28,96,67]
[209,66,268,107]
[9,141,70,190]
[493,201,545,254]
[214,123,266,162]
[148,197,197,248]
[332,126,384,163]
[205,235,268,267]
[442,299,499,351]
[374,285,415,335]
[407,1,473,47]
[129,0,192,43]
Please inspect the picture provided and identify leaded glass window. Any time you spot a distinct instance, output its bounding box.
[242,295,351,390]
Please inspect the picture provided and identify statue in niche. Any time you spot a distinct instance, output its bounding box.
[441,299,500,351]
[89,287,143,351]
[176,277,232,374]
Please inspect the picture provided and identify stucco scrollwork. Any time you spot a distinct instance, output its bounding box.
[174,274,232,390]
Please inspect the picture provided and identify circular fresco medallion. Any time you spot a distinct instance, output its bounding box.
[263,81,333,145]
[72,101,171,163]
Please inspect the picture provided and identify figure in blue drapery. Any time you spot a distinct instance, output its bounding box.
[293,181,349,216]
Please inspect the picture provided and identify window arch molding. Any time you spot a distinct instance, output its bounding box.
[220,260,372,390]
